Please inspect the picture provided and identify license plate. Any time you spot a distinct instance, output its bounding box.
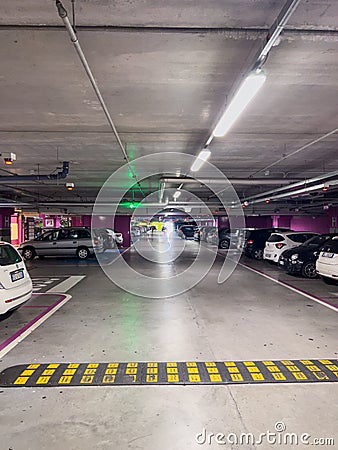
[322,252,334,258]
[11,269,24,282]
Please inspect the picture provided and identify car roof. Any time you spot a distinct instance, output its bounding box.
[271,231,318,236]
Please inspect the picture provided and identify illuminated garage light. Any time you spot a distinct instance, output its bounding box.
[213,71,266,137]
[190,149,211,172]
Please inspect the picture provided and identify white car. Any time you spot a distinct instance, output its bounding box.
[0,242,33,315]
[263,232,318,263]
[316,236,338,285]
[106,229,123,245]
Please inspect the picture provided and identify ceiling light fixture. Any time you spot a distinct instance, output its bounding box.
[212,71,266,137]
[190,149,211,172]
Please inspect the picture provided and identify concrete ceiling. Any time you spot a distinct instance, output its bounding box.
[0,0,338,215]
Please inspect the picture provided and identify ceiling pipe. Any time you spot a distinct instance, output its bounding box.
[161,177,300,185]
[244,169,338,201]
[0,161,69,182]
[55,0,145,197]
[249,179,338,205]
[252,0,302,70]
[250,127,338,177]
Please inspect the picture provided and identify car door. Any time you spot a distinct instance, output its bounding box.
[55,228,73,256]
[34,230,59,256]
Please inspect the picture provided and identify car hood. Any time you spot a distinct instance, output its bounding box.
[281,245,318,258]
[19,240,35,247]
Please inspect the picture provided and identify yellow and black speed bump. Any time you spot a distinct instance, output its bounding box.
[0,359,338,387]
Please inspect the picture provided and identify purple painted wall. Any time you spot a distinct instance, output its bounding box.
[273,215,292,229]
[91,215,131,247]
[218,215,272,229]
[290,216,330,233]
[245,216,272,228]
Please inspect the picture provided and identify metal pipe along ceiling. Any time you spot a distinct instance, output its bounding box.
[244,170,338,201]
[55,0,145,197]
[161,178,300,185]
[0,161,69,182]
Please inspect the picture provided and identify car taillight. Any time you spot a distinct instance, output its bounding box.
[246,239,254,245]
[116,233,122,237]
[94,238,99,245]
[275,243,286,249]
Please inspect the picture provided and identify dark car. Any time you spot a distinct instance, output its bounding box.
[179,225,198,239]
[278,233,337,278]
[218,228,254,250]
[244,228,291,260]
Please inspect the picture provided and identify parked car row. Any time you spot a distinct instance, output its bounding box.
[18,227,123,261]
[193,225,338,285]
[131,225,151,239]
[177,224,198,240]
[195,226,254,250]
[243,228,338,285]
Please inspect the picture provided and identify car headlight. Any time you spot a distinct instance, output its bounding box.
[291,254,299,261]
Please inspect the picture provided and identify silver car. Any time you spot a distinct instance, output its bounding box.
[19,228,104,260]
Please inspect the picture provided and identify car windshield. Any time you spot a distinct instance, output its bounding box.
[0,244,22,266]
[321,239,338,253]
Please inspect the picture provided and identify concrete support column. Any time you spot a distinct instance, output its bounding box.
[0,207,15,243]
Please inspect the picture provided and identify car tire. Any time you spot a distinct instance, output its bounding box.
[322,276,336,285]
[253,249,264,260]
[301,262,317,279]
[219,239,230,250]
[76,247,90,260]
[22,246,36,261]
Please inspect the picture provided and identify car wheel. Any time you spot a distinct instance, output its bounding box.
[301,262,317,279]
[77,247,90,260]
[322,276,336,285]
[253,249,264,260]
[22,247,36,261]
[219,239,229,250]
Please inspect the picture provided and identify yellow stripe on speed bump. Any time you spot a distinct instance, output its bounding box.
[0,359,337,387]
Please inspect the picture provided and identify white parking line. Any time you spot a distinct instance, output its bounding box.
[240,262,338,313]
[46,275,86,293]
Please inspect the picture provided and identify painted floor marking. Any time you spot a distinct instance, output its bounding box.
[239,262,338,313]
[1,359,337,387]
[0,294,71,359]
[46,275,86,293]
[32,278,61,292]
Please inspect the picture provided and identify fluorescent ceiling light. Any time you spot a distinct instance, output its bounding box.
[190,149,211,172]
[213,71,266,137]
[173,190,181,199]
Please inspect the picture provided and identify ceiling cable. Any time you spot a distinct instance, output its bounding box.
[250,126,338,177]
[55,0,145,197]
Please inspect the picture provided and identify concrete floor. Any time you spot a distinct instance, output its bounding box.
[0,234,337,449]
